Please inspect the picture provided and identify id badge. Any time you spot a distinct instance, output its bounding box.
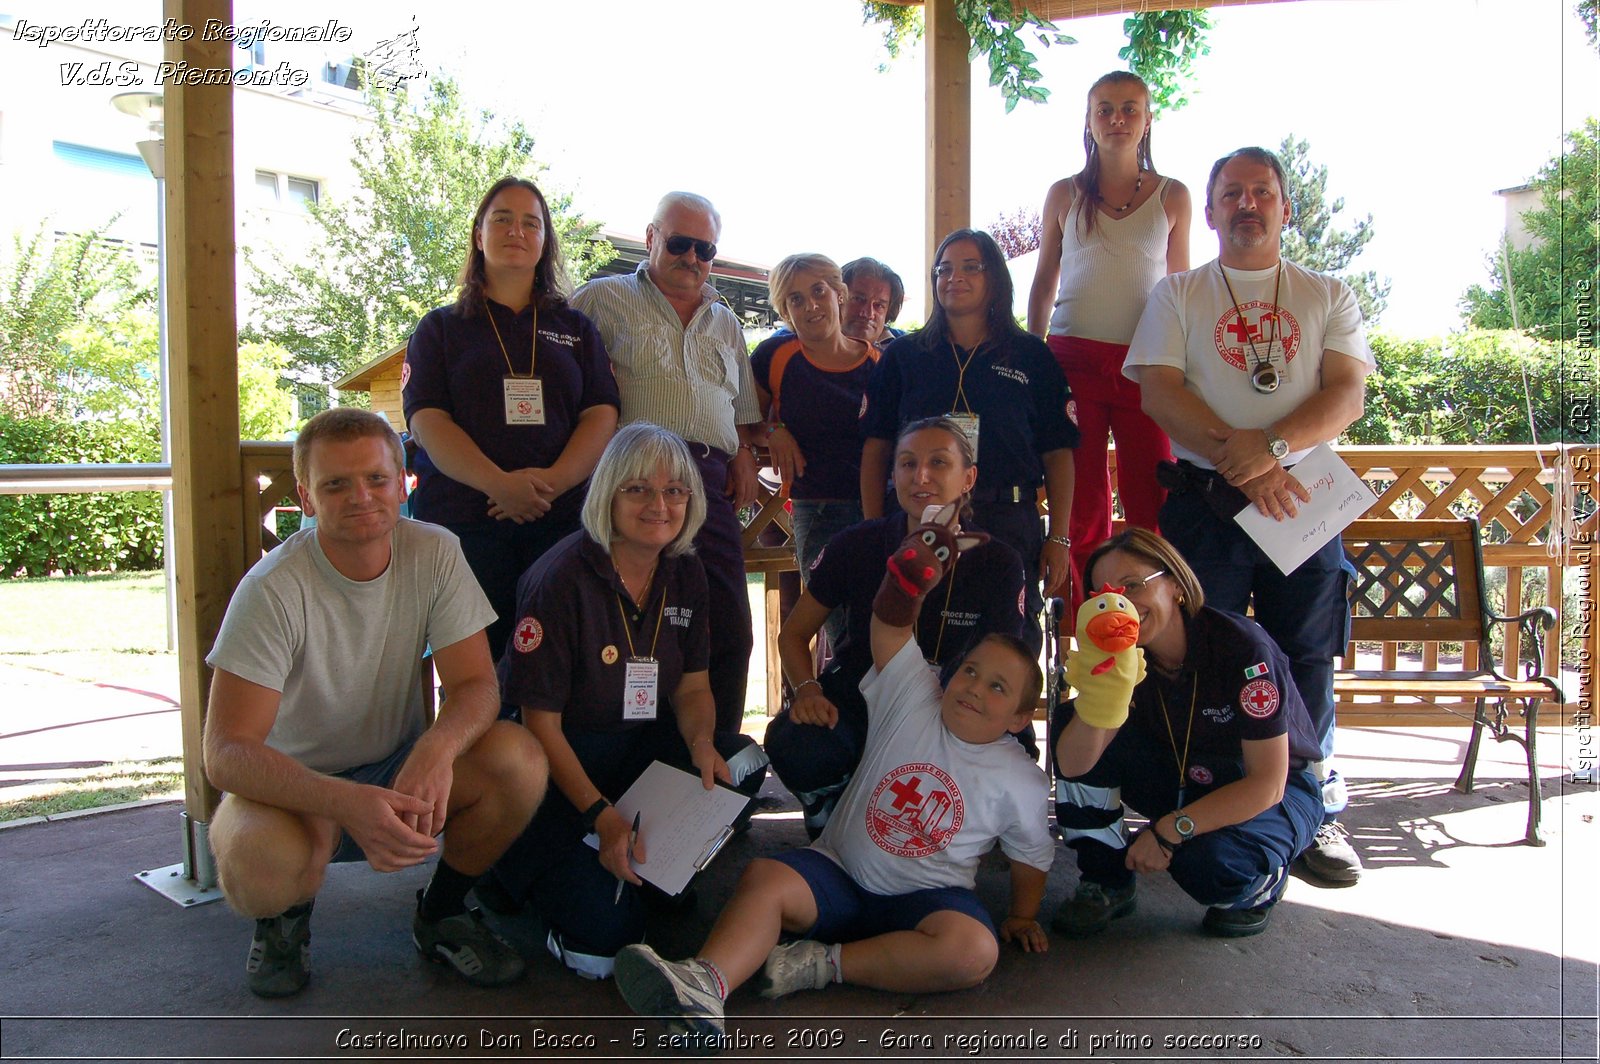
[503,377,546,425]
[947,412,980,462]
[623,658,659,721]
[1263,340,1289,381]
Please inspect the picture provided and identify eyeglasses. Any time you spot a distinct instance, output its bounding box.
[663,234,717,262]
[617,484,694,506]
[932,261,987,280]
[1120,570,1168,596]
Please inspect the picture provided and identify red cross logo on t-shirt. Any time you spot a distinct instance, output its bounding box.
[866,762,963,859]
[1213,302,1301,373]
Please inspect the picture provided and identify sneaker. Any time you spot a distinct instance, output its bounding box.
[245,902,312,998]
[1203,903,1273,938]
[754,939,833,1000]
[1050,880,1137,938]
[412,890,525,987]
[1298,822,1364,885]
[614,944,725,1042]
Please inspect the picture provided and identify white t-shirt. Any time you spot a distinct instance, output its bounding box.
[206,520,496,774]
[814,640,1054,895]
[1124,257,1373,467]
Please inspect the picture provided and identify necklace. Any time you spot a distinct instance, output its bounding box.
[617,559,658,610]
[1101,171,1144,213]
[1218,261,1284,394]
[1156,672,1199,808]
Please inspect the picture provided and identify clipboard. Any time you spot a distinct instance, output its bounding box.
[582,761,749,895]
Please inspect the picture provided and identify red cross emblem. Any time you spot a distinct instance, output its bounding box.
[1240,679,1279,718]
[512,616,543,653]
[867,762,963,859]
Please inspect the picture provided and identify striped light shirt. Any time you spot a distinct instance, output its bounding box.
[572,263,760,455]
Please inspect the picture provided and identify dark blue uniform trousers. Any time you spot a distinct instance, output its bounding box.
[690,446,755,733]
[1054,716,1322,910]
[491,721,765,959]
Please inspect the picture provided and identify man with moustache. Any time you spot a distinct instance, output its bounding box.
[839,257,905,346]
[1124,146,1374,885]
[572,192,762,732]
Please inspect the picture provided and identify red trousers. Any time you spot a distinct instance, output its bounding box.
[1049,334,1172,610]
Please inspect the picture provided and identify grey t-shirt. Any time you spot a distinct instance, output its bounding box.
[207,519,495,774]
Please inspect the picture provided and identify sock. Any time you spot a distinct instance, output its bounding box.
[826,943,844,984]
[419,861,476,921]
[697,958,730,1001]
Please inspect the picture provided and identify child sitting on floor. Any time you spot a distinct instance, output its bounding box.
[614,505,1054,1046]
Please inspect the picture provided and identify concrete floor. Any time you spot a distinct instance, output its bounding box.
[1,721,1596,1063]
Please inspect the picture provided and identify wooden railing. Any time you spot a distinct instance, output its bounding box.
[243,442,1597,728]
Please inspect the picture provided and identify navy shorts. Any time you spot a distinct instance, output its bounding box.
[772,848,997,944]
[327,737,420,864]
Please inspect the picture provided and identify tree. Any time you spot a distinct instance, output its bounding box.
[247,74,612,383]
[1460,117,1599,344]
[0,222,153,419]
[1277,135,1390,322]
[989,207,1042,259]
[860,3,1210,114]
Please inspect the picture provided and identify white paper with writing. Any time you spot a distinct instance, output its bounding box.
[1233,443,1375,575]
[582,761,748,895]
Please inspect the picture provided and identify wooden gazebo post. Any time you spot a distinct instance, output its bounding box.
[157,0,244,899]
[925,0,972,274]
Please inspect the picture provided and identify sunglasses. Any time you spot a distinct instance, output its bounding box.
[663,234,717,262]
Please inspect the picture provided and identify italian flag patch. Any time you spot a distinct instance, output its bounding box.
[1244,662,1270,679]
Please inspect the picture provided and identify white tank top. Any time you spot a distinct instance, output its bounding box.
[1047,175,1171,345]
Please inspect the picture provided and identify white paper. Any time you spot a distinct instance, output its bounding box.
[582,761,749,895]
[1233,443,1376,575]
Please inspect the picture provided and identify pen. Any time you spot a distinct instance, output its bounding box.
[614,810,641,905]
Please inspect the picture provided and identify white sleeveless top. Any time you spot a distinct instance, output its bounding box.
[1047,175,1171,345]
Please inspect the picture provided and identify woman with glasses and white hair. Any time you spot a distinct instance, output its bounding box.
[860,228,1079,625]
[1051,528,1322,941]
[481,423,768,980]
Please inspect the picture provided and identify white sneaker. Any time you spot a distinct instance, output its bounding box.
[754,939,832,1000]
[614,944,725,1040]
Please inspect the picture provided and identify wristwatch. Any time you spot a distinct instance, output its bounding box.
[580,798,610,832]
[1265,431,1290,461]
[1172,812,1197,842]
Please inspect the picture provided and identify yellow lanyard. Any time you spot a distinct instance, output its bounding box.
[948,340,983,415]
[487,301,538,378]
[1156,673,1199,797]
[929,555,961,663]
[614,578,668,661]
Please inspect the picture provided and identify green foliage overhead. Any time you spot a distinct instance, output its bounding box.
[1276,135,1390,322]
[247,74,612,383]
[860,4,1212,115]
[0,222,153,420]
[0,414,163,576]
[1580,0,1597,47]
[1118,9,1212,114]
[1348,330,1572,446]
[1460,117,1599,344]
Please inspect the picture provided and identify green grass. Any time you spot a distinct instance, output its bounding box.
[0,570,169,653]
[1,757,183,822]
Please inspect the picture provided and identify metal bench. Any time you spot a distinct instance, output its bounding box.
[1335,518,1565,845]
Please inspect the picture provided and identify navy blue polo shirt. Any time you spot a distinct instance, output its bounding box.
[750,335,875,501]
[403,299,620,527]
[862,329,1078,502]
[804,514,1029,686]
[1127,607,1323,791]
[498,531,709,733]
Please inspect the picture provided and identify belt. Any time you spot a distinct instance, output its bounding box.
[973,484,1038,505]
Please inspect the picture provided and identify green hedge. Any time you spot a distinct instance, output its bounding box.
[0,414,163,577]
[1349,329,1583,445]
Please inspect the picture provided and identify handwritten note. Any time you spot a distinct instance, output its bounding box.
[1234,443,1376,575]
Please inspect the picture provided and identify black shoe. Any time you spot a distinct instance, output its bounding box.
[1202,903,1273,938]
[1050,880,1136,938]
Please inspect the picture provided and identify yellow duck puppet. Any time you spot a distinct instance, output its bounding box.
[1067,585,1146,730]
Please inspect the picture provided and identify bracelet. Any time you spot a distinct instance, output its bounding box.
[740,443,760,459]
[1146,825,1178,856]
[793,678,822,695]
[580,798,610,832]
[1046,534,1071,547]
[691,737,714,749]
